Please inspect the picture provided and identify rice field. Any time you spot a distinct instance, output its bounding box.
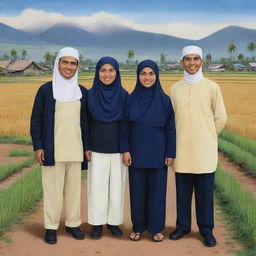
[0,72,256,139]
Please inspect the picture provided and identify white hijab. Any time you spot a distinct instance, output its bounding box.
[182,45,204,84]
[52,47,82,102]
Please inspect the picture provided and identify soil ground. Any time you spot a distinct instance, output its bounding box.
[0,144,246,256]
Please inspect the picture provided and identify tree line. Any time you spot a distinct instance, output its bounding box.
[0,41,255,69]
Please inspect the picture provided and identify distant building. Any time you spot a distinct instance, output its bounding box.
[160,64,182,72]
[0,60,44,76]
[248,63,256,71]
[208,64,228,72]
[233,63,246,71]
[0,61,10,74]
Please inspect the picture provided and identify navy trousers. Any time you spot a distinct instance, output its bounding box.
[175,172,215,235]
[129,166,167,234]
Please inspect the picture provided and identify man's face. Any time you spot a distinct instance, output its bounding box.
[180,54,203,75]
[59,56,78,79]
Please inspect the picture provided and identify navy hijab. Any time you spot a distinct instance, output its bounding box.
[88,57,128,122]
[127,60,168,127]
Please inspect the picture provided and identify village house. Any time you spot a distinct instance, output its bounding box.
[233,63,246,71]
[207,64,228,72]
[0,60,44,76]
[248,63,256,71]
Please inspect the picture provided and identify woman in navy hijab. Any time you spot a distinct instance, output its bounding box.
[120,60,176,242]
[86,56,128,239]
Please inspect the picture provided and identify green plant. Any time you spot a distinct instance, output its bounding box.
[0,158,36,181]
[215,166,256,251]
[218,138,256,177]
[220,130,256,156]
[0,167,42,237]
[9,149,33,157]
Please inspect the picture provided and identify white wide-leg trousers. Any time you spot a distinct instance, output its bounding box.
[42,162,82,229]
[87,152,127,225]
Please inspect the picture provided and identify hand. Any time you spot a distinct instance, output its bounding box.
[85,150,92,162]
[165,157,174,166]
[35,149,44,165]
[123,152,132,166]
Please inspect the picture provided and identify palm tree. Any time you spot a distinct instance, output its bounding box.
[246,41,256,61]
[237,53,245,63]
[160,53,167,64]
[21,49,27,60]
[205,53,212,66]
[52,52,58,65]
[79,54,85,65]
[44,52,52,65]
[227,43,237,62]
[10,48,18,61]
[126,49,135,71]
[2,54,10,60]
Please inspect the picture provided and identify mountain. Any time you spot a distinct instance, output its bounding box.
[1,22,256,60]
[37,24,98,46]
[197,25,256,56]
[0,23,49,45]
[37,23,193,50]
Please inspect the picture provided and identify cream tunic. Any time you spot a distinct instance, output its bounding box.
[54,100,83,161]
[170,78,227,173]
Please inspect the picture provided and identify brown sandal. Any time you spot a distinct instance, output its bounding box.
[152,233,164,242]
[130,232,142,241]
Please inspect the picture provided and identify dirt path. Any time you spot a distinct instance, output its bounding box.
[218,152,256,199]
[0,166,243,256]
[0,144,33,165]
[0,144,35,190]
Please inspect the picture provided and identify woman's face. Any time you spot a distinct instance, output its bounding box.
[139,67,156,88]
[99,63,117,85]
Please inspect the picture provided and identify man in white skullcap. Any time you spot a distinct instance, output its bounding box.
[30,47,89,244]
[169,45,227,247]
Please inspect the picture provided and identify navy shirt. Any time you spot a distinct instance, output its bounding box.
[90,118,120,153]
[120,95,176,169]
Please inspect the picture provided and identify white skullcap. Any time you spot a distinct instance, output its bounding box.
[182,45,202,59]
[58,47,79,61]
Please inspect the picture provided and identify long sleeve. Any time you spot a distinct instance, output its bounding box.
[80,87,91,151]
[212,85,227,134]
[165,98,176,158]
[119,100,130,153]
[30,88,45,151]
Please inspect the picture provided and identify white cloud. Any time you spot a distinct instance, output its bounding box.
[0,9,256,39]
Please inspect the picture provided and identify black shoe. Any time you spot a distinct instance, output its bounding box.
[107,224,123,236]
[203,234,217,247]
[65,226,85,240]
[45,229,57,244]
[91,225,103,239]
[168,229,190,240]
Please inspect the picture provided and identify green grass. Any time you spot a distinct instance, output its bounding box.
[215,166,256,253]
[0,136,32,145]
[218,138,256,177]
[0,157,36,181]
[0,166,42,238]
[9,149,33,157]
[220,130,256,156]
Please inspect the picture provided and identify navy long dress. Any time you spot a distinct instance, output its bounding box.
[120,60,176,234]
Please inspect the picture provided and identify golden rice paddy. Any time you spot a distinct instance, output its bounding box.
[0,73,256,139]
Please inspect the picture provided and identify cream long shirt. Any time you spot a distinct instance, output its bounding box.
[170,78,227,174]
[54,100,83,162]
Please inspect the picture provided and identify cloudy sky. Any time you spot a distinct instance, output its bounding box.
[0,0,256,39]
